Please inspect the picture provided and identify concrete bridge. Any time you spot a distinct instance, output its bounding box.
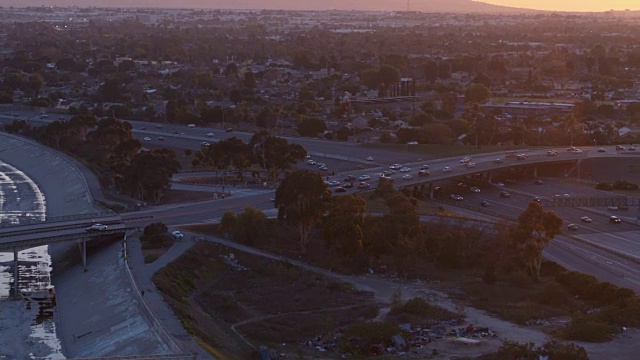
[0,213,136,298]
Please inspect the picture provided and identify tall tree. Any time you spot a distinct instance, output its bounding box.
[512,202,563,280]
[250,131,306,180]
[233,207,267,245]
[275,170,331,253]
[323,195,367,257]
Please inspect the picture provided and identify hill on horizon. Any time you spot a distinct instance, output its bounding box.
[3,0,538,13]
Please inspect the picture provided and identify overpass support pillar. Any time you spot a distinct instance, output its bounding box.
[80,238,87,271]
[428,183,434,199]
[13,249,19,298]
[533,166,538,178]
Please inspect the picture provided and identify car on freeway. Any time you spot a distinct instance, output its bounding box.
[532,197,542,203]
[143,137,152,141]
[366,156,375,161]
[566,146,577,152]
[187,124,196,128]
[629,146,637,151]
[465,162,476,168]
[401,174,413,180]
[326,180,340,187]
[357,182,370,189]
[158,136,166,141]
[515,154,528,160]
[86,224,108,232]
[499,191,510,198]
[480,200,490,207]
[420,165,430,170]
[580,216,592,223]
[547,150,559,156]
[598,148,607,153]
[610,216,621,224]
[381,170,395,177]
[379,175,394,182]
[534,179,544,185]
[407,141,418,145]
[38,114,48,118]
[342,183,354,189]
[450,194,464,201]
[201,142,210,146]
[616,145,626,151]
[172,231,184,240]
[496,182,505,187]
[459,157,471,164]
[343,175,356,182]
[206,133,215,137]
[334,187,347,193]
[306,160,316,165]
[567,224,578,231]
[155,124,163,129]
[418,170,430,177]
[607,206,618,211]
[172,130,179,134]
[469,187,480,193]
[493,158,504,164]
[358,175,370,181]
[442,166,453,173]
[319,166,328,171]
[390,164,403,170]
[400,167,412,173]
[225,128,234,132]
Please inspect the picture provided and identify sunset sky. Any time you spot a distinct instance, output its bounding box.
[482,0,639,12]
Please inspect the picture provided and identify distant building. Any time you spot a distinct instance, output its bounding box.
[481,102,574,117]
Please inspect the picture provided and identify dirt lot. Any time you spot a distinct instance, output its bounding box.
[152,241,378,359]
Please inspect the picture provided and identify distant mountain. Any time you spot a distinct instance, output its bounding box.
[4,0,537,13]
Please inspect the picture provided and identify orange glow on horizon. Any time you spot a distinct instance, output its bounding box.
[480,0,639,12]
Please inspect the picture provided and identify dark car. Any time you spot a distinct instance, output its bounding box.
[609,216,621,224]
[334,187,347,193]
[225,128,234,132]
[344,175,356,182]
[532,197,542,203]
[534,179,543,185]
[342,183,354,189]
[480,200,490,207]
[567,223,578,231]
[499,191,510,198]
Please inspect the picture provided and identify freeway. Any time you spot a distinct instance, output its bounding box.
[5,110,640,291]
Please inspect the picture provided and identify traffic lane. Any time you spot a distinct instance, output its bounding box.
[122,192,276,226]
[546,238,640,293]
[463,186,638,233]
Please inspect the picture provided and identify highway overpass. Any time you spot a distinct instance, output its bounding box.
[0,213,136,298]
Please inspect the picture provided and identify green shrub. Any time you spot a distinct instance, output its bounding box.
[144,254,159,263]
[496,340,589,360]
[534,281,571,306]
[612,180,639,190]
[595,182,613,191]
[560,316,614,342]
[389,297,459,320]
[506,271,533,289]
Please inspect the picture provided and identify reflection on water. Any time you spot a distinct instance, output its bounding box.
[0,160,65,359]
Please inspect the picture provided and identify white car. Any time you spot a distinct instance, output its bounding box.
[206,133,215,137]
[143,137,152,141]
[465,162,476,168]
[470,187,481,193]
[442,167,453,173]
[400,167,412,173]
[86,223,108,232]
[201,142,210,146]
[390,164,403,170]
[450,194,464,201]
[406,141,418,145]
[366,156,375,161]
[172,231,184,240]
[306,160,316,165]
[358,175,371,181]
[187,124,196,128]
[460,157,471,164]
[401,174,413,180]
